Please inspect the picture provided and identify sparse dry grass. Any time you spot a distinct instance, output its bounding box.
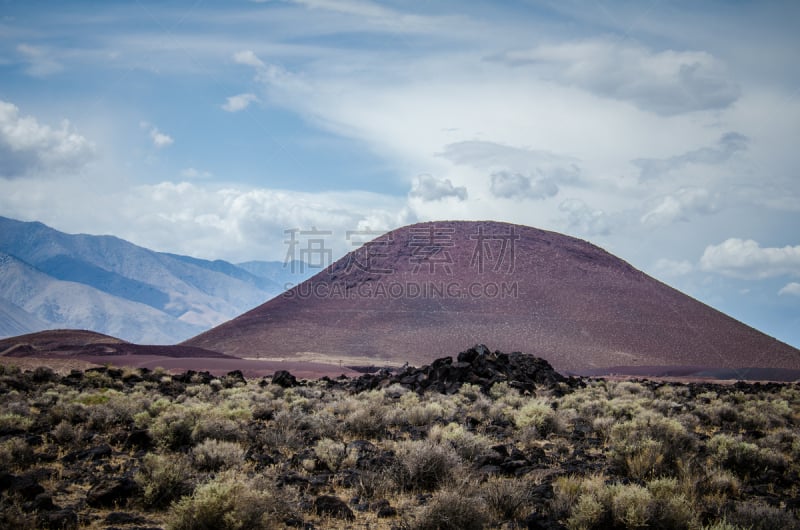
[0,362,798,529]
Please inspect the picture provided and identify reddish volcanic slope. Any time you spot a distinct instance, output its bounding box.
[185,221,800,374]
[0,329,231,359]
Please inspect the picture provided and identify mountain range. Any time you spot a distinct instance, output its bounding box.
[2,217,798,380]
[0,216,309,343]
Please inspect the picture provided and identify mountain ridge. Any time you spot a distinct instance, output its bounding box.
[0,216,308,342]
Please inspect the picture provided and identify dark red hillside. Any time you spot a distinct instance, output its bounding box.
[184,221,800,374]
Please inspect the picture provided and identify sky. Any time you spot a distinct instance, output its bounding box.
[0,0,798,348]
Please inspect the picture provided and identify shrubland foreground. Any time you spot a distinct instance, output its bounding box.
[1,346,799,530]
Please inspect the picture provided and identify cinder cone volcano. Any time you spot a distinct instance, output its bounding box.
[185,221,800,375]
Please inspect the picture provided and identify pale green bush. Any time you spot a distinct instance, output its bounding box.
[314,438,346,471]
[410,488,489,530]
[192,439,245,471]
[167,472,295,530]
[393,439,461,492]
[135,452,193,508]
[428,422,492,460]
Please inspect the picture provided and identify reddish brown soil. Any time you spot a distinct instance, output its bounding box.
[0,354,360,379]
[572,365,800,382]
[185,221,800,374]
[0,329,232,359]
[83,355,360,379]
[0,329,126,353]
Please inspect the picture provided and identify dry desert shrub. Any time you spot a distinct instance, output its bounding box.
[192,439,246,471]
[166,471,297,530]
[314,437,347,471]
[191,416,244,443]
[726,500,800,530]
[135,452,193,508]
[427,422,493,460]
[554,473,701,530]
[609,411,694,478]
[393,439,462,492]
[0,438,32,470]
[407,487,489,530]
[479,475,535,522]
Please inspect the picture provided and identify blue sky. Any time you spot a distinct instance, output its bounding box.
[0,0,798,348]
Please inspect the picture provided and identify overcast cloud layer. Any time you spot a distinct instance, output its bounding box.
[0,0,798,347]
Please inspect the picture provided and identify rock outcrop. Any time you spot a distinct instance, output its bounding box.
[324,345,580,395]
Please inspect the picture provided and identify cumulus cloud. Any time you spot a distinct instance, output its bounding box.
[0,100,95,178]
[494,38,740,115]
[490,171,558,200]
[779,282,800,297]
[222,93,258,112]
[633,132,748,180]
[149,127,173,148]
[0,176,413,262]
[409,174,467,201]
[641,187,720,226]
[558,198,610,236]
[233,49,266,68]
[700,239,800,279]
[128,181,413,261]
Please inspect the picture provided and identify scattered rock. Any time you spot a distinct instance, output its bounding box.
[272,370,299,388]
[340,345,575,395]
[105,512,149,525]
[313,495,355,520]
[62,443,112,463]
[277,471,310,489]
[86,477,138,508]
[372,499,397,518]
[1,473,45,500]
[223,370,246,387]
[523,511,566,530]
[38,508,78,529]
[29,492,57,511]
[124,429,152,450]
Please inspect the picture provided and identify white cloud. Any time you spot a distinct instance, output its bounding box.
[409,174,467,202]
[0,100,95,178]
[0,177,413,262]
[222,93,258,112]
[633,132,747,181]
[700,239,800,279]
[490,171,558,200]
[779,282,800,297]
[558,199,611,236]
[641,187,720,226]
[494,38,740,115]
[149,127,173,148]
[17,43,63,77]
[233,49,265,68]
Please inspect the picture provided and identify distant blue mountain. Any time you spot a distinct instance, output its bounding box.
[237,260,311,290]
[0,216,302,343]
[37,255,170,310]
[161,253,282,293]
